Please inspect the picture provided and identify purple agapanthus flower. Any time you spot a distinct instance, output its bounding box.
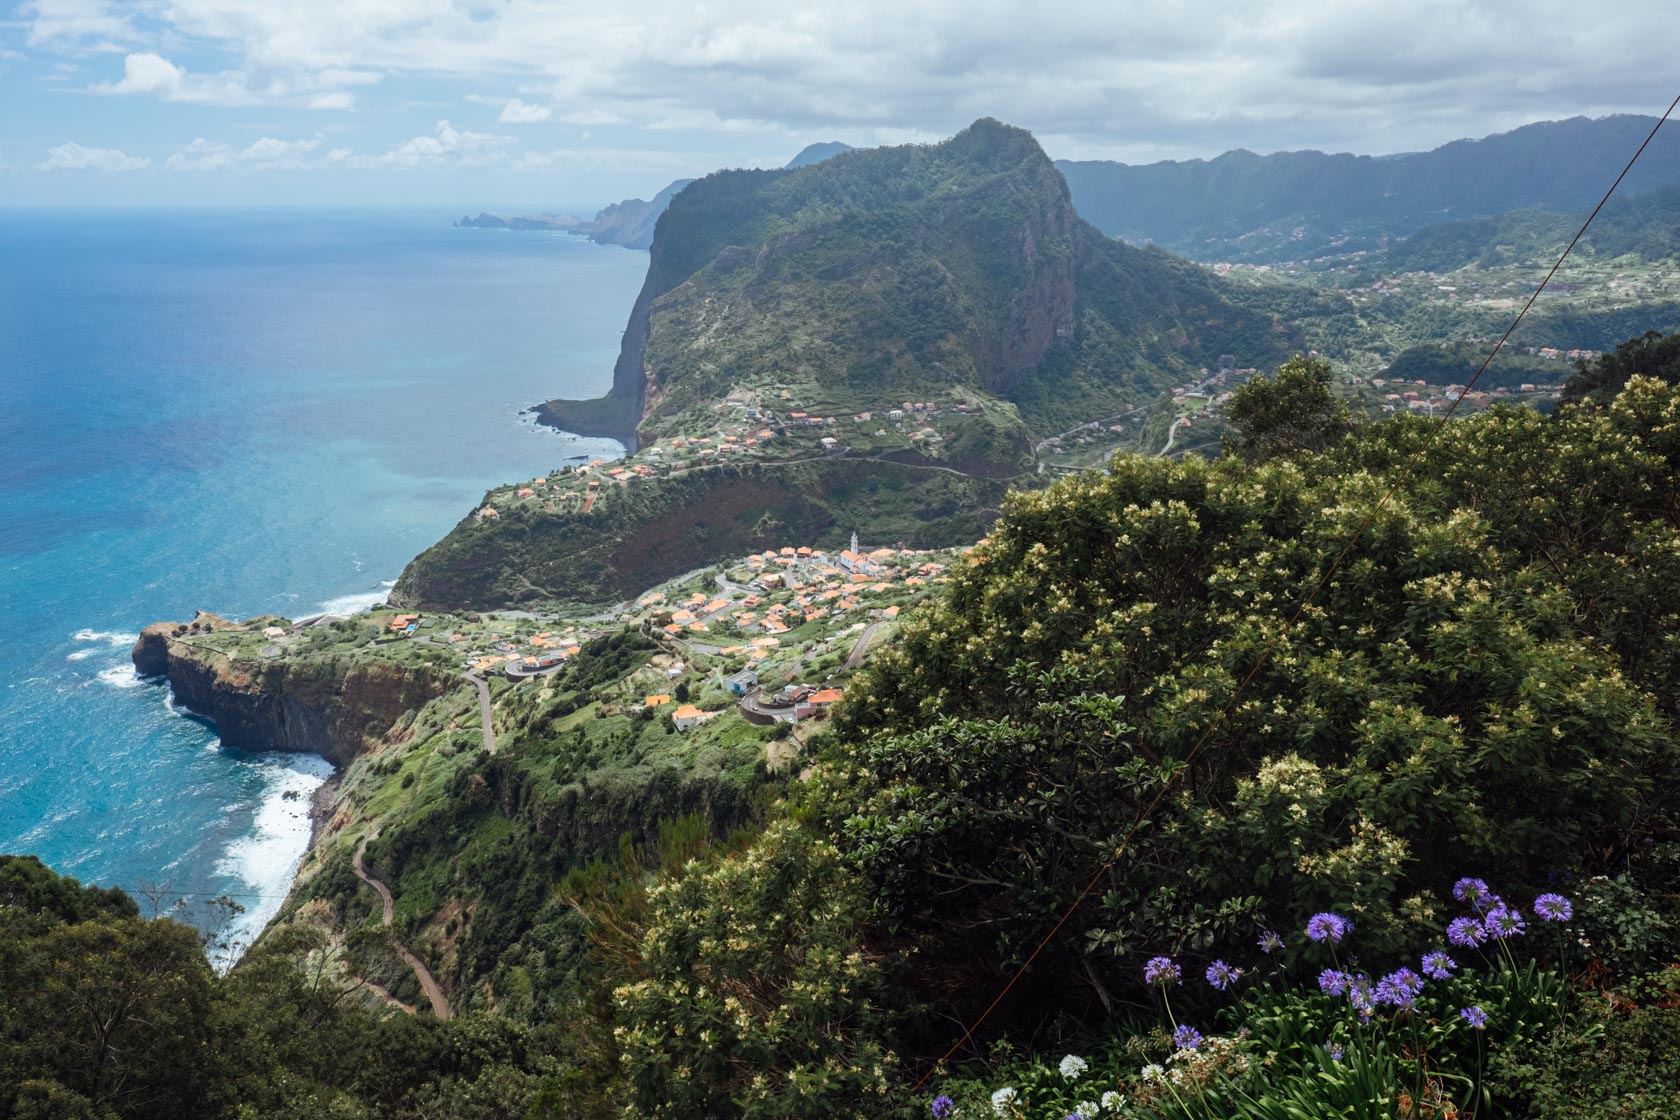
[1206,960,1241,990]
[1447,916,1488,948]
[1422,950,1456,980]
[1174,1024,1203,1050]
[1347,975,1375,1023]
[1327,1043,1345,1062]
[932,1096,955,1119]
[1318,969,1350,996]
[1485,904,1526,939]
[1534,893,1573,922]
[1257,930,1285,954]
[1375,967,1424,1009]
[1144,955,1182,986]
[1453,877,1492,905]
[1460,1005,1488,1030]
[1306,912,1350,943]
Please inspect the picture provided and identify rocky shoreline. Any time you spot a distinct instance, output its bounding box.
[131,612,453,768]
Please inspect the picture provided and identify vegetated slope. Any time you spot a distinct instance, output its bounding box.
[546,117,1296,444]
[1058,114,1680,262]
[571,143,852,249]
[1379,185,1680,274]
[393,457,1007,610]
[601,369,1680,1118]
[401,119,1302,610]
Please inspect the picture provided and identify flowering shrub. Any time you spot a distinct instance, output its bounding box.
[613,821,899,1118]
[929,878,1580,1119]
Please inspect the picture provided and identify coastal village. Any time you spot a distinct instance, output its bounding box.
[181,533,971,774]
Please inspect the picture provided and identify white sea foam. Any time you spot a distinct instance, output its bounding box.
[210,752,333,972]
[96,665,145,689]
[72,628,139,646]
[312,579,397,618]
[65,649,98,661]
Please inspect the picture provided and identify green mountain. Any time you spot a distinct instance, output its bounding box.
[784,140,854,168]
[1058,115,1680,262]
[397,119,1304,609]
[1380,184,1680,273]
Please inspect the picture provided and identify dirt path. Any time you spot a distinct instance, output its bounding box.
[465,673,496,753]
[353,835,453,1020]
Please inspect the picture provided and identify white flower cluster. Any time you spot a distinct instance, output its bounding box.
[990,1086,1018,1117]
[1059,1053,1090,1081]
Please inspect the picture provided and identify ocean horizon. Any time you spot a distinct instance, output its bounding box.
[0,207,645,958]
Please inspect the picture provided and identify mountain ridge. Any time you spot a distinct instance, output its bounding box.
[1057,114,1680,261]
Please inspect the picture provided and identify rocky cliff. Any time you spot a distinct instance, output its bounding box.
[132,615,455,767]
[533,118,1293,447]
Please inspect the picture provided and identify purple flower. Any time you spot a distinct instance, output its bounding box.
[1206,960,1241,990]
[1327,1043,1345,1062]
[1447,916,1488,948]
[1257,930,1285,954]
[1453,877,1492,905]
[1534,893,1573,922]
[1375,968,1424,1009]
[1347,975,1375,1023]
[1306,912,1350,943]
[1174,1024,1203,1050]
[1460,1005,1488,1030]
[932,1096,955,1119]
[1144,955,1181,986]
[1318,968,1350,996]
[1422,950,1456,980]
[1485,904,1526,939]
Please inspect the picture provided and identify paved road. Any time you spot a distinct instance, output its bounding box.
[843,620,889,671]
[1159,416,1189,456]
[352,835,453,1020]
[464,673,496,753]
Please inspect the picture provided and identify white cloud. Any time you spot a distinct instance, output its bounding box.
[91,51,369,109]
[24,0,139,47]
[25,1,1680,162]
[41,141,149,170]
[166,135,325,170]
[165,137,232,170]
[498,97,552,123]
[355,120,515,169]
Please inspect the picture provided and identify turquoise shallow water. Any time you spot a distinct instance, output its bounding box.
[0,208,644,953]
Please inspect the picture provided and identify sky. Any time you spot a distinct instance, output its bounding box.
[2,0,1676,210]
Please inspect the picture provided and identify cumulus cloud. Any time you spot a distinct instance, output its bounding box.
[498,98,552,123]
[166,135,324,170]
[92,51,373,109]
[40,141,149,170]
[355,120,515,168]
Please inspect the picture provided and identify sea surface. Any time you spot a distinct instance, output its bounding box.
[0,208,644,959]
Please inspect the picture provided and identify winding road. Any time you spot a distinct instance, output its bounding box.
[464,672,496,753]
[1159,416,1190,456]
[353,835,453,1020]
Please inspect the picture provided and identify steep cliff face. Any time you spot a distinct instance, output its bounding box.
[534,118,1286,446]
[133,622,454,767]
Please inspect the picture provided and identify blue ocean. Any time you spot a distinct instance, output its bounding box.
[0,208,644,956]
